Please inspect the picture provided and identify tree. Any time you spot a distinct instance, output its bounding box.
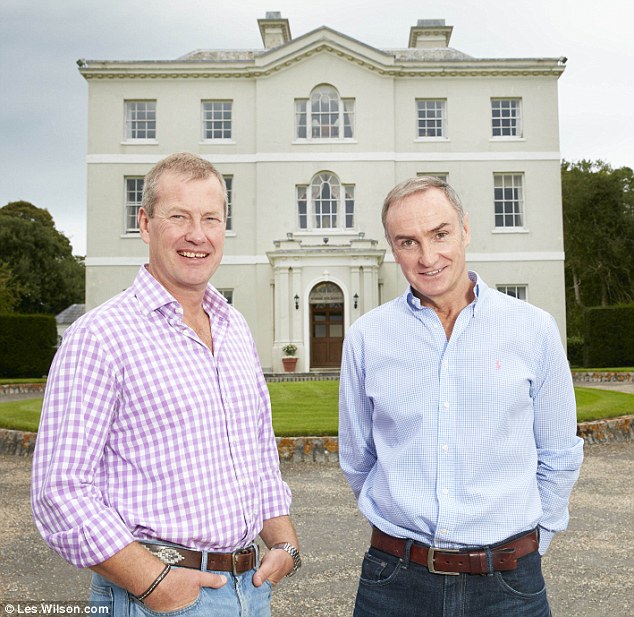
[0,201,84,315]
[561,160,634,335]
[0,263,20,313]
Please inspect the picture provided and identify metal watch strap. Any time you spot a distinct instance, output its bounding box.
[272,542,302,577]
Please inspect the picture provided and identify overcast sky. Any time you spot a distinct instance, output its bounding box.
[1,0,632,256]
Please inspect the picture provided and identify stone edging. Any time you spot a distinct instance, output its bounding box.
[2,417,632,459]
[572,371,634,383]
[0,383,46,397]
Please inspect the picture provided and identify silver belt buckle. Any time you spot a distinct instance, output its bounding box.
[427,547,460,575]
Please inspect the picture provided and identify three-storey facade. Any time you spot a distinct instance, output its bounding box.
[80,14,567,371]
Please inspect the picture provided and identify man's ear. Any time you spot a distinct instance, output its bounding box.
[462,212,471,248]
[138,207,151,244]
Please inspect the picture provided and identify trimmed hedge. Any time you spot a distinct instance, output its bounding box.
[583,305,634,368]
[567,336,584,368]
[0,314,57,378]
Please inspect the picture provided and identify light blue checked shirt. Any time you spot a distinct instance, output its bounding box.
[339,273,583,554]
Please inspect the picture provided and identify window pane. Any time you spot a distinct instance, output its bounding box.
[314,325,327,337]
[311,86,339,138]
[330,324,343,337]
[343,99,355,138]
[218,289,233,304]
[295,100,307,139]
[494,174,524,228]
[491,99,520,137]
[416,100,446,138]
[297,186,308,229]
[497,285,527,301]
[125,101,156,139]
[312,173,339,229]
[202,101,232,139]
[125,177,143,232]
[344,185,354,228]
[224,176,233,231]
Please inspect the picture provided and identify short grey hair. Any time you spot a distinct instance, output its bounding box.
[381,176,465,244]
[141,152,228,218]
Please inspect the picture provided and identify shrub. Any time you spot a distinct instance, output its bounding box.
[583,305,634,368]
[567,336,584,367]
[0,314,57,378]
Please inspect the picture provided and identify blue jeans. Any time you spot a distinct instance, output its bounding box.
[354,544,551,617]
[89,569,272,617]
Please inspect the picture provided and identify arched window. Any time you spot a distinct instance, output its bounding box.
[297,172,355,231]
[295,85,355,140]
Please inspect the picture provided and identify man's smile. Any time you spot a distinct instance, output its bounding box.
[178,250,209,259]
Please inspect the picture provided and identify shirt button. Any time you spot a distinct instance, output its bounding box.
[440,528,449,535]
[443,401,450,409]
[441,444,449,452]
[442,488,449,496]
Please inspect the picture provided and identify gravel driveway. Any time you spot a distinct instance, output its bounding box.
[1,443,632,616]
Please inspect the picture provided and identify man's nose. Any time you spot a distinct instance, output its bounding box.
[185,218,206,242]
[417,241,438,266]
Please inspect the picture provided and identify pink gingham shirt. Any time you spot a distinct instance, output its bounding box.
[31,266,292,568]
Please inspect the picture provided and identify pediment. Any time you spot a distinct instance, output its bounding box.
[254,26,396,73]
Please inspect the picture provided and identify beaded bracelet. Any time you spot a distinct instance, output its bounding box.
[135,564,171,602]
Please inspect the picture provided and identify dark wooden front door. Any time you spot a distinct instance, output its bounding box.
[310,302,344,368]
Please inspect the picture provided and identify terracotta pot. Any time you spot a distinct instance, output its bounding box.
[282,357,298,373]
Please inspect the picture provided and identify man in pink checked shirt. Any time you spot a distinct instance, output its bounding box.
[32,152,301,615]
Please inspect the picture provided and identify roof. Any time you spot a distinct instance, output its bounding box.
[55,304,85,325]
[78,24,564,79]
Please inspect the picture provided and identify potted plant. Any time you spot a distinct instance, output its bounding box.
[281,344,298,373]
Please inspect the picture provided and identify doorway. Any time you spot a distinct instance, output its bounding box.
[309,282,344,368]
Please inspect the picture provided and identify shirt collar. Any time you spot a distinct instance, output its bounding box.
[131,265,230,322]
[404,270,487,314]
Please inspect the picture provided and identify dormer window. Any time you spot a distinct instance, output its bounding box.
[295,85,355,140]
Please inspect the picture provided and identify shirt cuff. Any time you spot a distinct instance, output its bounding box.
[538,526,555,555]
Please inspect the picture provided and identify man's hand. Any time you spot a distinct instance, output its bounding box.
[252,547,294,587]
[142,567,227,611]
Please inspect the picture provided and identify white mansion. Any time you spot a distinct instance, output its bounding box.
[80,13,568,372]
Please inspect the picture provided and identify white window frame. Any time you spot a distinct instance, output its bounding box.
[493,173,525,230]
[497,285,528,301]
[124,177,144,234]
[296,172,355,231]
[201,100,233,141]
[295,85,355,142]
[491,98,522,138]
[415,99,447,139]
[124,100,157,142]
[218,289,234,305]
[417,172,449,183]
[224,175,233,232]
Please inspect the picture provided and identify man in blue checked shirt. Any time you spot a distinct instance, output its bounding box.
[339,176,584,617]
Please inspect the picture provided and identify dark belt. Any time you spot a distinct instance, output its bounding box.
[139,542,257,575]
[370,527,539,575]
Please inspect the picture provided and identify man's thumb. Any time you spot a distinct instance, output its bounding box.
[199,572,227,588]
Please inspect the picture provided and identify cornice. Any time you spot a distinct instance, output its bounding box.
[80,43,564,81]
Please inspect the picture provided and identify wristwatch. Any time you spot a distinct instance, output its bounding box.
[272,542,302,577]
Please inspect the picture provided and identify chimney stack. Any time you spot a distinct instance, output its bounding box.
[408,19,453,48]
[258,12,292,48]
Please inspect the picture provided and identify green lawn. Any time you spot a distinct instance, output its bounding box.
[0,381,632,434]
[574,387,634,422]
[268,380,339,436]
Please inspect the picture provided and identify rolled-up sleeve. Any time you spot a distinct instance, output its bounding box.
[31,328,135,568]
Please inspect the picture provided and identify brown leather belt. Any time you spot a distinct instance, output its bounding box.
[370,527,539,575]
[140,542,257,575]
